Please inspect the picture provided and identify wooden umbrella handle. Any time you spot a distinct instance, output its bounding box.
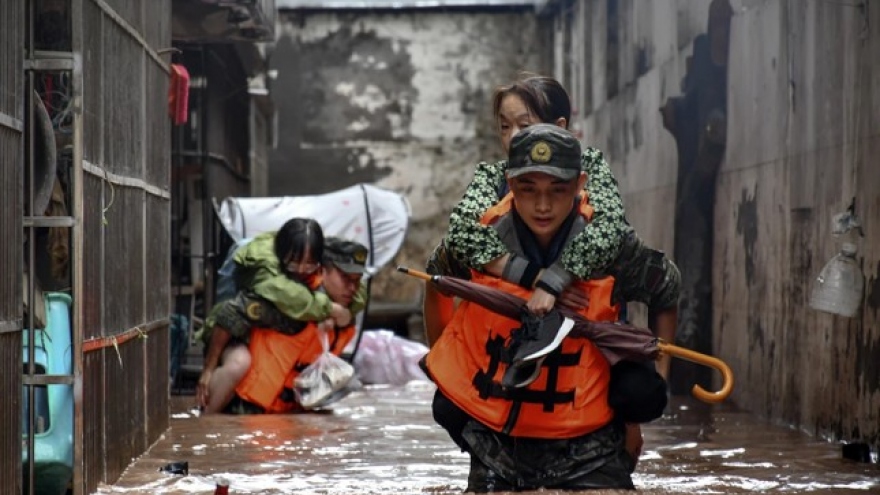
[397,266,434,281]
[658,342,735,404]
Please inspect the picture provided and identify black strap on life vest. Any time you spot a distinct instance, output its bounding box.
[472,335,581,413]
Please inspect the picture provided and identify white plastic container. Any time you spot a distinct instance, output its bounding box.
[809,242,865,318]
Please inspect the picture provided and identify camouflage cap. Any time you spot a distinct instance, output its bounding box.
[507,123,582,181]
[323,237,369,274]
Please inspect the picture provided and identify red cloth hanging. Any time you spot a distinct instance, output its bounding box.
[168,63,190,125]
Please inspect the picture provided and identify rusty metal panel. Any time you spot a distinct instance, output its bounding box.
[0,1,24,120]
[0,126,23,321]
[0,2,23,488]
[82,350,105,492]
[82,174,103,340]
[102,0,144,34]
[73,1,171,493]
[144,0,171,49]
[145,324,170,442]
[0,5,23,322]
[102,187,145,336]
[145,61,170,189]
[103,340,147,482]
[146,195,170,320]
[0,334,22,494]
[82,0,103,164]
[101,20,144,178]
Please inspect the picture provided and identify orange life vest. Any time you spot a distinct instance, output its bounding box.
[235,323,355,413]
[425,192,618,438]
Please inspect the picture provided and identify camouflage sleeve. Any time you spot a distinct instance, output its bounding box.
[609,229,681,310]
[443,161,508,269]
[558,148,629,279]
[425,240,471,279]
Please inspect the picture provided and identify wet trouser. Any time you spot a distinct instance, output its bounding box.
[608,360,668,424]
[432,390,635,492]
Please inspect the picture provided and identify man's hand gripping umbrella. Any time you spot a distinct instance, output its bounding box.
[398,266,734,404]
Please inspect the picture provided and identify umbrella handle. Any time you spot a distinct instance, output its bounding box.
[658,342,734,404]
[397,266,434,282]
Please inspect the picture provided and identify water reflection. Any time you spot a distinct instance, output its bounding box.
[98,382,878,494]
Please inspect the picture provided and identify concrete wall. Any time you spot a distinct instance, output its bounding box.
[556,0,712,268]
[716,0,879,448]
[552,0,879,450]
[270,8,545,301]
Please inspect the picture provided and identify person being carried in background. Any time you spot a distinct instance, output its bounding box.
[424,73,680,462]
[423,124,638,492]
[229,237,370,414]
[196,218,366,414]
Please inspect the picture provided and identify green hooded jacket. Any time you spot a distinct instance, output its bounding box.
[199,231,368,343]
[234,232,367,318]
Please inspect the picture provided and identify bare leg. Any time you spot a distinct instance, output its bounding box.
[203,343,252,414]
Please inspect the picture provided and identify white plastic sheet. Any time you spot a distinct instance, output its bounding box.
[215,184,411,275]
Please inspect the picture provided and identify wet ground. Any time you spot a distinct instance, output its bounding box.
[96,382,878,495]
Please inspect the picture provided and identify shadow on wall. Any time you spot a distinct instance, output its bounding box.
[660,0,732,396]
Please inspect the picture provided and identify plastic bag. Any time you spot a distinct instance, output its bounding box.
[294,325,357,409]
[353,329,430,385]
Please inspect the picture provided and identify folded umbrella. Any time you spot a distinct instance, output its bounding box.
[399,266,733,404]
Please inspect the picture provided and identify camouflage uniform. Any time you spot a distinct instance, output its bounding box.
[601,228,680,311]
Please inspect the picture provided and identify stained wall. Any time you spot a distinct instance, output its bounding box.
[553,0,879,449]
[270,7,546,300]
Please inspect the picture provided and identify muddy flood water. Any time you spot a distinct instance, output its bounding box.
[96,382,878,495]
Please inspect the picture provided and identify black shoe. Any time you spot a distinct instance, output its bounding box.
[511,310,575,364]
[501,357,545,389]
